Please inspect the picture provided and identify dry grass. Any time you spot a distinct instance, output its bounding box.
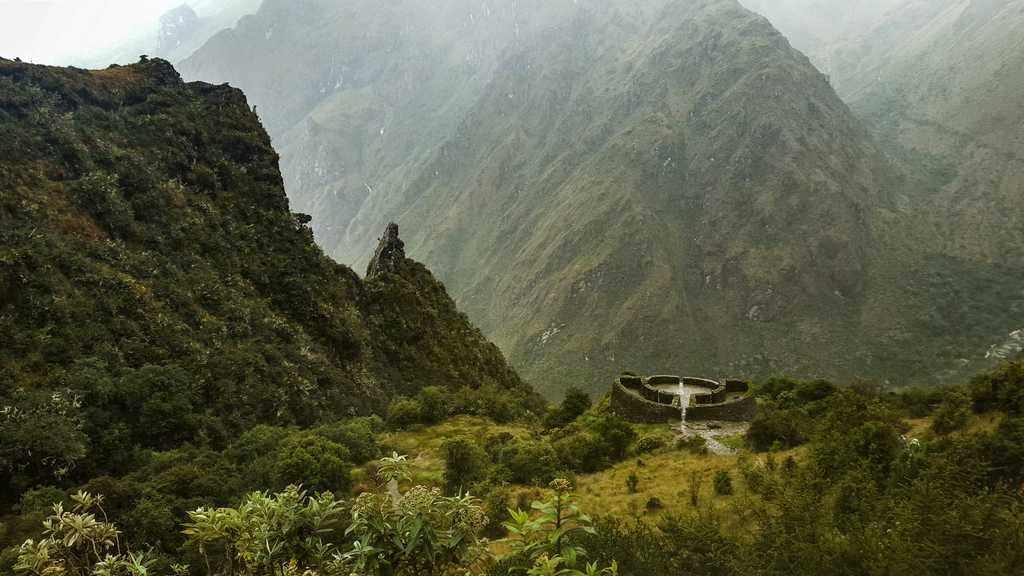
[374,417,808,538]
[575,443,807,537]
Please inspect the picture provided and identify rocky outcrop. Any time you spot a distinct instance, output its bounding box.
[366,222,406,279]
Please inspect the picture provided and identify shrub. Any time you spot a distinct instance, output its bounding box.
[931,391,972,435]
[545,386,592,429]
[636,435,666,454]
[747,408,807,452]
[315,417,382,464]
[586,413,637,462]
[795,379,838,404]
[626,471,640,494]
[713,470,733,496]
[505,439,560,485]
[970,360,1024,415]
[417,386,450,424]
[387,397,423,430]
[443,436,488,495]
[271,433,352,494]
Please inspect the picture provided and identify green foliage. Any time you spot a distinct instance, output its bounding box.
[339,454,488,576]
[634,436,665,454]
[544,387,592,430]
[183,485,345,576]
[625,472,639,494]
[0,56,533,536]
[0,388,88,499]
[417,386,450,425]
[931,390,972,435]
[387,398,424,430]
[15,491,154,576]
[575,514,735,576]
[712,470,733,496]
[442,436,488,495]
[970,359,1024,415]
[270,434,352,494]
[500,479,617,576]
[746,408,807,452]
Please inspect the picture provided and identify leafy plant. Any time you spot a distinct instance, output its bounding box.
[15,491,153,576]
[182,485,344,576]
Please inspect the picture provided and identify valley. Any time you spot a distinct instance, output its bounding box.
[1,2,1023,575]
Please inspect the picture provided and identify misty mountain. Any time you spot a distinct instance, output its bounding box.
[180,0,1021,396]
[73,0,262,68]
[745,0,1024,367]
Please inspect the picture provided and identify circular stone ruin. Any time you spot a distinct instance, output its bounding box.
[610,374,757,423]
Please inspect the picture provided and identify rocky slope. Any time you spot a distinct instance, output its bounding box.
[0,57,531,437]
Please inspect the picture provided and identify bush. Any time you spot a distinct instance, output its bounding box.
[795,379,838,404]
[626,471,639,494]
[713,470,733,496]
[505,439,560,485]
[586,413,637,462]
[544,386,592,429]
[315,417,382,464]
[931,391,972,435]
[747,408,807,452]
[970,360,1024,415]
[387,397,423,430]
[271,433,352,494]
[443,436,488,494]
[636,435,666,454]
[417,386,450,424]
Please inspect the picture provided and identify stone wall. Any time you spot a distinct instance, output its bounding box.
[620,375,679,404]
[610,375,757,423]
[610,383,681,423]
[687,395,758,422]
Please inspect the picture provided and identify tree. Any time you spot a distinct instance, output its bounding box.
[931,391,971,435]
[271,433,352,494]
[545,387,592,429]
[442,436,488,495]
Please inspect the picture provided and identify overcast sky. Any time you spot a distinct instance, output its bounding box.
[0,0,189,65]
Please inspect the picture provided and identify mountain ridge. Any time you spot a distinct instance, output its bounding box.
[0,56,532,458]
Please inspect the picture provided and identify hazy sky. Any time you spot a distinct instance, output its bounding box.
[0,0,189,64]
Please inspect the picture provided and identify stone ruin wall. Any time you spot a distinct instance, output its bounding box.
[611,374,757,423]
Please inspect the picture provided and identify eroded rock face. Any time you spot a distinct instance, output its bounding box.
[366,223,406,278]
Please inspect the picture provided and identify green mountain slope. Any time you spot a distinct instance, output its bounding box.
[182,0,908,397]
[743,0,1024,371]
[180,0,1023,396]
[0,56,530,483]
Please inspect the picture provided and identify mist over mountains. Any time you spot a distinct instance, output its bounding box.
[176,0,1024,397]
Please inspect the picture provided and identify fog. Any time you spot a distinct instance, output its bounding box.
[0,0,258,66]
